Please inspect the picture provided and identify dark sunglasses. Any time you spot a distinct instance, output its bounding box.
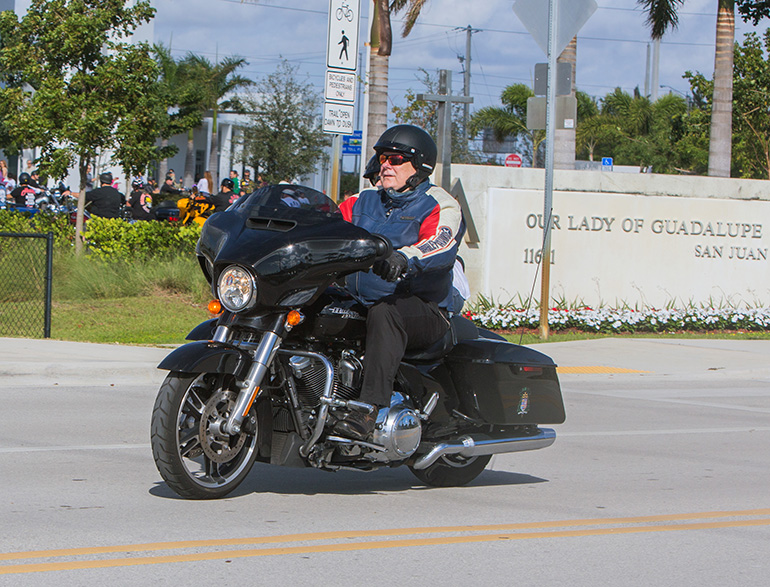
[378,153,411,166]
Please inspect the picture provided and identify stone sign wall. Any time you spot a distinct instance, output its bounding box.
[452,165,770,308]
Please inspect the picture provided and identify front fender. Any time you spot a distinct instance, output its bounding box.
[157,341,250,378]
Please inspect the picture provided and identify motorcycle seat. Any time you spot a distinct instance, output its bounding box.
[403,316,480,362]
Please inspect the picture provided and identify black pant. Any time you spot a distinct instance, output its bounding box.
[359,295,449,407]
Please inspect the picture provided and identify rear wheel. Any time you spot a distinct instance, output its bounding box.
[151,371,258,499]
[409,454,491,487]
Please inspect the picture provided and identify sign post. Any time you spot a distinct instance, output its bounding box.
[324,0,360,201]
[513,0,597,339]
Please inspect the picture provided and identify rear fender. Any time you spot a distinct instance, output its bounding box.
[157,340,250,378]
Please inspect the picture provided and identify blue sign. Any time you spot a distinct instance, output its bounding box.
[343,130,362,155]
[601,157,613,168]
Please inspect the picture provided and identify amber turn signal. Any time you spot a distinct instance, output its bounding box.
[208,299,222,315]
[286,310,303,326]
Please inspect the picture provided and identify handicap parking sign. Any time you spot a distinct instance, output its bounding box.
[601,157,613,167]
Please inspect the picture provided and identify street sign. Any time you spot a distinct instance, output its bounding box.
[327,0,360,71]
[513,0,597,57]
[325,70,356,103]
[505,153,523,168]
[343,130,362,154]
[323,102,355,135]
[602,157,613,170]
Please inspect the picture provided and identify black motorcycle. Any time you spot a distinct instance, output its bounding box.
[150,184,566,499]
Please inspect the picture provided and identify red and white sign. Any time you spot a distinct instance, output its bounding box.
[505,153,523,168]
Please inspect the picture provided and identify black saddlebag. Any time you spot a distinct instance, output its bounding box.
[445,338,566,425]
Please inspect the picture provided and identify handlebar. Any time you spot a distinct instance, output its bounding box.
[370,233,393,261]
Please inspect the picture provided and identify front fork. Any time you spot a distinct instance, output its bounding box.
[222,313,298,435]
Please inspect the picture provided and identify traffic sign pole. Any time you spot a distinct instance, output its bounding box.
[539,0,558,340]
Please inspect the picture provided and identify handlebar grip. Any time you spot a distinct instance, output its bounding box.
[370,233,393,261]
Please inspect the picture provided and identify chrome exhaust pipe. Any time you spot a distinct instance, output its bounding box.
[412,428,556,470]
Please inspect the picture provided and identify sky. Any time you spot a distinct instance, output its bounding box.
[147,0,770,125]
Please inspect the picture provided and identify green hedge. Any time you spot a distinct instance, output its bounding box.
[84,217,201,260]
[0,210,74,246]
[0,210,201,259]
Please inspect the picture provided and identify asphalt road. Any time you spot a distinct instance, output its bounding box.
[1,337,769,586]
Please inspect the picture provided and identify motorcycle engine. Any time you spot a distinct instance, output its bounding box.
[288,350,363,408]
[369,393,422,462]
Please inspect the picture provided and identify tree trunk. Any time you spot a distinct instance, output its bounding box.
[159,138,169,183]
[183,129,195,189]
[74,156,89,255]
[554,36,577,170]
[366,52,389,159]
[708,2,735,177]
[208,107,219,188]
[365,0,390,159]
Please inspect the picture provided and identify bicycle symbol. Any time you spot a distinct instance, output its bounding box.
[336,1,354,22]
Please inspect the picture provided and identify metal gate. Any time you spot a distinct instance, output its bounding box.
[0,232,54,338]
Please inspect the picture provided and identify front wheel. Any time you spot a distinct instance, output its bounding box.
[409,454,491,487]
[151,371,259,499]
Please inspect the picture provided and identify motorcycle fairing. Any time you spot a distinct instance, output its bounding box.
[197,185,381,309]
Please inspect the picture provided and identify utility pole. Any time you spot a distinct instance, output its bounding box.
[456,25,480,146]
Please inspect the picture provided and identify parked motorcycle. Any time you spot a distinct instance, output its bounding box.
[176,193,215,226]
[150,184,565,499]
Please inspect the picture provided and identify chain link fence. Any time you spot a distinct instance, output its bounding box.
[0,232,54,338]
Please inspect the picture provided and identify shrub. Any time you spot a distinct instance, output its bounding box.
[84,218,201,260]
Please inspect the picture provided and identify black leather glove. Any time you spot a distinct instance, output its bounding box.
[372,251,408,282]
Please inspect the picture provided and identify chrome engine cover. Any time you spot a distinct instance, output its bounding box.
[369,393,422,462]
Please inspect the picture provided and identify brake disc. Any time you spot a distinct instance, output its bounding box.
[199,390,247,463]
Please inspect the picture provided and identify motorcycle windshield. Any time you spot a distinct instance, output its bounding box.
[231,184,341,220]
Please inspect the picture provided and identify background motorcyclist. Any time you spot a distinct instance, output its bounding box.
[85,172,125,218]
[160,173,182,198]
[208,178,234,213]
[335,124,464,440]
[128,178,153,220]
[10,172,38,207]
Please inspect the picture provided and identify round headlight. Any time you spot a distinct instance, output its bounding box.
[217,265,256,312]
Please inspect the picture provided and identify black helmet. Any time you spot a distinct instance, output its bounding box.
[373,124,437,188]
[18,172,31,185]
[363,154,380,186]
[132,178,144,189]
[221,178,234,190]
[99,172,113,185]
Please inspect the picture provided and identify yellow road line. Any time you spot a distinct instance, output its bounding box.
[557,366,649,374]
[1,509,768,575]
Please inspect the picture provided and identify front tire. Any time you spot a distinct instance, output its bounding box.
[151,371,258,499]
[409,454,491,487]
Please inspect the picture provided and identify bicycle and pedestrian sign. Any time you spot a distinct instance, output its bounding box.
[327,0,360,71]
[324,0,360,135]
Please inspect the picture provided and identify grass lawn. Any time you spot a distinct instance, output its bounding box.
[49,296,211,345]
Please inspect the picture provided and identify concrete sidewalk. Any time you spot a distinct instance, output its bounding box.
[0,337,171,386]
[2,337,769,387]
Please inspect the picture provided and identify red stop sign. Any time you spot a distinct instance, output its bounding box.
[505,153,522,167]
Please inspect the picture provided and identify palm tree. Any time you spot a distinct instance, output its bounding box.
[365,0,429,154]
[469,83,545,167]
[153,45,204,185]
[638,0,734,177]
[180,54,252,187]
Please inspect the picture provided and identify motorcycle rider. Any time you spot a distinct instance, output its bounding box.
[335,124,464,440]
[10,172,38,208]
[208,177,235,213]
[85,172,125,218]
[128,178,153,220]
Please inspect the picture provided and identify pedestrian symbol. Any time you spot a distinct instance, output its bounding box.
[339,30,349,61]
